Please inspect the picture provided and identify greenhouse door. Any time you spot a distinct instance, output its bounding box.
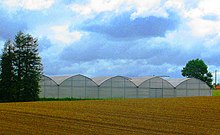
[149,89,162,98]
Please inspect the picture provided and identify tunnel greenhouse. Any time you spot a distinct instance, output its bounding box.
[39,75,211,99]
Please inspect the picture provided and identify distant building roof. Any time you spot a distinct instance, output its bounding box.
[215,85,220,89]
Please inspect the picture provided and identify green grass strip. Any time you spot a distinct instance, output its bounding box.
[212,90,220,96]
[39,97,105,101]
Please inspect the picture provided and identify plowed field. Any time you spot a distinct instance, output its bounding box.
[0,97,220,134]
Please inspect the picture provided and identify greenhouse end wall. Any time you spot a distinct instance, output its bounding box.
[93,76,137,98]
[39,75,211,99]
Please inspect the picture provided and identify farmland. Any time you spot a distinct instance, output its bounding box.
[0,97,220,134]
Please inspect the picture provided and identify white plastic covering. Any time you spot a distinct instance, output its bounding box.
[166,78,211,97]
[39,75,59,98]
[131,77,174,98]
[39,75,211,98]
[93,76,137,98]
[59,75,98,98]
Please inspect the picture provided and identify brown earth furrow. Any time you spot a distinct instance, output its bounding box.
[0,97,220,134]
[0,109,153,134]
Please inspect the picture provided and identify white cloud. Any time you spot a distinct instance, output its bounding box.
[167,66,181,73]
[130,0,168,19]
[50,24,82,45]
[163,0,220,46]
[70,0,168,19]
[187,19,220,37]
[183,0,220,37]
[164,0,186,15]
[31,23,83,60]
[56,59,182,77]
[184,0,220,20]
[70,0,128,17]
[198,0,220,17]
[1,0,55,10]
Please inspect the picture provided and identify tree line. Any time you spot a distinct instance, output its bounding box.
[0,32,43,102]
[0,32,213,102]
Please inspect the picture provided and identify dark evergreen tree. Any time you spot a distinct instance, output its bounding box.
[14,32,26,101]
[14,32,43,101]
[0,40,16,101]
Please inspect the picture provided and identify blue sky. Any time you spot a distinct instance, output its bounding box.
[0,0,220,80]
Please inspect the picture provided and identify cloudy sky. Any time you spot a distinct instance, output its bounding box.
[0,0,220,80]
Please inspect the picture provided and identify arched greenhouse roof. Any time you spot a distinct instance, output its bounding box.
[92,76,113,86]
[49,75,72,85]
[92,76,135,86]
[131,76,160,86]
[174,78,210,89]
[59,74,98,86]
[46,74,96,86]
[42,75,210,89]
[165,78,203,88]
[42,75,60,86]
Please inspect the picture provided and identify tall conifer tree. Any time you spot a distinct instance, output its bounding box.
[0,40,16,101]
[14,32,43,101]
[0,32,43,102]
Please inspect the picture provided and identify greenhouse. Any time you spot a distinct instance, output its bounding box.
[39,75,211,98]
[40,75,98,98]
[166,78,211,97]
[131,77,174,98]
[39,75,59,98]
[92,76,137,98]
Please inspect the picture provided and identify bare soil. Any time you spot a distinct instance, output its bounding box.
[0,97,220,134]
